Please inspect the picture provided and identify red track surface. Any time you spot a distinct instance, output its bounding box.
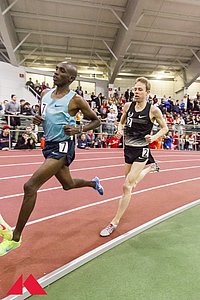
[0,149,200,298]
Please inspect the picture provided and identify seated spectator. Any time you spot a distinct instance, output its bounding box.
[32,104,40,115]
[21,102,33,115]
[188,134,195,151]
[179,134,185,150]
[109,134,121,148]
[94,134,102,148]
[102,132,109,148]
[15,126,37,149]
[173,132,179,150]
[0,125,10,150]
[14,133,35,150]
[163,132,173,149]
[184,134,189,150]
[87,130,95,148]
[77,133,89,149]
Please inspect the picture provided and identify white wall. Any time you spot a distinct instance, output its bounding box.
[0,62,38,105]
[2,61,200,104]
[187,82,200,99]
[114,78,174,99]
[25,68,107,96]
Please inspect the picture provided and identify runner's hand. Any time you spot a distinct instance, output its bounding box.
[145,134,156,143]
[33,115,44,125]
[64,125,79,136]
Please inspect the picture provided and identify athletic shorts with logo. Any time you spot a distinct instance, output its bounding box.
[124,145,155,165]
[42,139,75,166]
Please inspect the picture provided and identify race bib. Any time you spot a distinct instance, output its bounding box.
[59,141,68,153]
[41,103,47,117]
[142,148,149,158]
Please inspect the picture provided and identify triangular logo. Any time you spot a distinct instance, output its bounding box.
[6,275,23,295]
[24,274,47,295]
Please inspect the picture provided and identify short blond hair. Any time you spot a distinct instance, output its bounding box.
[135,77,151,91]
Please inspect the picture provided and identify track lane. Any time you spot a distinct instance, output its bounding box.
[0,150,200,298]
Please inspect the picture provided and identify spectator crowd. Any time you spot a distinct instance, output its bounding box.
[1,83,200,151]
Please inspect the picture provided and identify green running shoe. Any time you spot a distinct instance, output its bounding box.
[0,214,13,241]
[0,238,21,256]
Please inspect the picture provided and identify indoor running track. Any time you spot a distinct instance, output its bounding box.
[0,148,200,298]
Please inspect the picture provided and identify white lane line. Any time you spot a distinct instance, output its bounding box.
[1,157,200,168]
[0,164,200,181]
[1,151,200,159]
[0,156,124,167]
[3,175,200,227]
[0,151,123,158]
[0,164,124,180]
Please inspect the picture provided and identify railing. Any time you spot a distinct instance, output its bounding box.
[0,114,200,151]
[26,85,41,101]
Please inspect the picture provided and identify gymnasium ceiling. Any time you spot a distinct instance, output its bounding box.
[1,0,200,83]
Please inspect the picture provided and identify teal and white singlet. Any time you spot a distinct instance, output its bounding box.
[41,89,76,142]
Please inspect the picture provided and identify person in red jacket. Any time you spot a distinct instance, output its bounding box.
[109,134,120,148]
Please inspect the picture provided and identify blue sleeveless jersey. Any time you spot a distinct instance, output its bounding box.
[41,89,76,142]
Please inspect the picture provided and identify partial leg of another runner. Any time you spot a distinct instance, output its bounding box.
[100,161,158,237]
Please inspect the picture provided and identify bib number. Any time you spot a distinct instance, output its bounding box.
[127,117,133,127]
[59,141,68,153]
[41,103,47,117]
[142,148,149,158]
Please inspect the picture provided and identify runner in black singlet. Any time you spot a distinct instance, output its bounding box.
[100,77,168,237]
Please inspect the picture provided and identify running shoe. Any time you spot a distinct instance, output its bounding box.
[0,238,21,256]
[100,223,117,237]
[150,162,160,173]
[92,177,104,195]
[0,214,13,241]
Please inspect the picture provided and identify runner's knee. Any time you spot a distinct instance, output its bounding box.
[62,180,75,190]
[123,177,137,193]
[23,181,38,194]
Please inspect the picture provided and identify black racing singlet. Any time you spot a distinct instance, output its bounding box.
[124,101,153,147]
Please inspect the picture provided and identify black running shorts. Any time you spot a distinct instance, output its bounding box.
[124,145,155,165]
[42,139,75,166]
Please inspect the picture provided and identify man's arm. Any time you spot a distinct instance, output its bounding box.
[117,102,131,135]
[64,95,100,136]
[145,106,168,144]
[32,90,48,125]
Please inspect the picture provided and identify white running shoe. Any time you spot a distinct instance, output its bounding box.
[150,162,160,173]
[100,223,117,237]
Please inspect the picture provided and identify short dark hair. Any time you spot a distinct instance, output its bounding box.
[11,94,16,99]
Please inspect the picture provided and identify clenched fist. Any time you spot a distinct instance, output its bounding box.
[145,134,153,144]
[64,125,79,136]
[33,115,44,125]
